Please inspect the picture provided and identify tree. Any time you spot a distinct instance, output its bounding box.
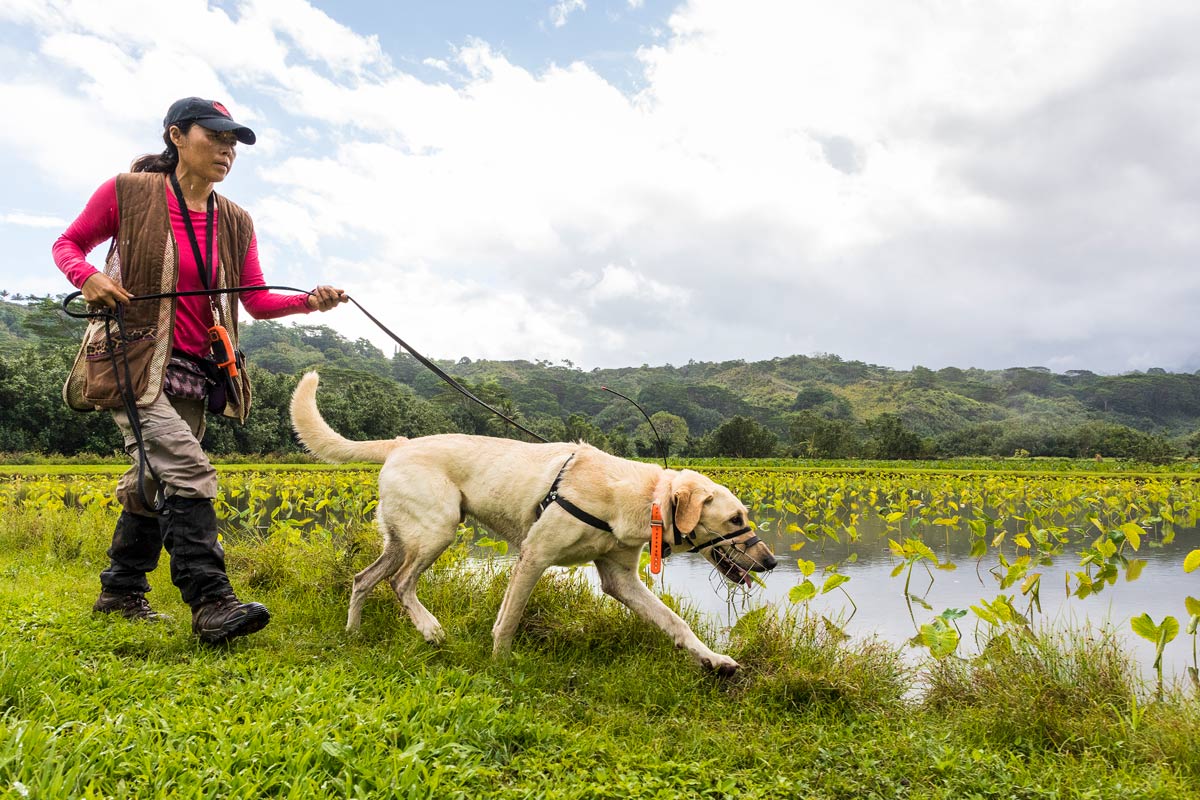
[563,413,609,450]
[787,411,860,458]
[865,413,925,459]
[0,345,115,455]
[634,411,689,458]
[705,416,778,458]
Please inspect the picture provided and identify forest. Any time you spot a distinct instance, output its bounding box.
[2,294,1199,461]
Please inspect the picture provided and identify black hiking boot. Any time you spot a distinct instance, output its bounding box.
[93,591,170,621]
[191,593,270,644]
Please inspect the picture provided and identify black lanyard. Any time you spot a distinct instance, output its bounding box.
[168,173,216,290]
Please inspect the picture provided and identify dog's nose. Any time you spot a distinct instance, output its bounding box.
[754,552,777,572]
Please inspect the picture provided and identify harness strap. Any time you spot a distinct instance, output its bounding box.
[535,454,614,533]
[533,456,757,552]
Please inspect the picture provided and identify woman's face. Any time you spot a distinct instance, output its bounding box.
[171,123,238,184]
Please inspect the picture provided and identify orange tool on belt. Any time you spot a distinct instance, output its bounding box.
[208,324,238,379]
[649,501,664,575]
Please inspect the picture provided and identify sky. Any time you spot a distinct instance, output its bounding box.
[1,0,1198,375]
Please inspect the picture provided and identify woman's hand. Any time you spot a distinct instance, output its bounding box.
[81,273,134,309]
[306,285,348,312]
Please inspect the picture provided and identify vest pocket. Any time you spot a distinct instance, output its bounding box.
[83,336,155,407]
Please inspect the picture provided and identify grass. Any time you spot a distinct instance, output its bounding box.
[2,503,1199,798]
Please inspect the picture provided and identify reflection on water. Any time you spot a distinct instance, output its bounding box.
[474,513,1200,682]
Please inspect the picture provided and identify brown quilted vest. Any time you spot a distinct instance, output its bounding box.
[64,172,255,422]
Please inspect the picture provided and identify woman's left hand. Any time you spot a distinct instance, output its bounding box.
[307,285,348,312]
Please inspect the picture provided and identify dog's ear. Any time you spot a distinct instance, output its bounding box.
[673,477,713,534]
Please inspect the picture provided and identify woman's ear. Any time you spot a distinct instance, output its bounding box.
[673,479,712,534]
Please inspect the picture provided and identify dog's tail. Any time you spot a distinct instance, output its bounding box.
[290,371,407,463]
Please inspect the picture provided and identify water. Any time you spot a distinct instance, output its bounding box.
[492,515,1200,684]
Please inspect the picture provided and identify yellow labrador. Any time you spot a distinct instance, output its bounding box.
[290,372,776,674]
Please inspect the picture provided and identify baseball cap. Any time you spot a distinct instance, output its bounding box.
[163,97,256,145]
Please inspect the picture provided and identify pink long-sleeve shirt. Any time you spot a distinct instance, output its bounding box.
[52,176,312,358]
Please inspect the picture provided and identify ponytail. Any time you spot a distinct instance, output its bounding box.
[130,121,195,173]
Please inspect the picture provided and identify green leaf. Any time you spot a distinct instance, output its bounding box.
[969,539,987,559]
[971,604,998,625]
[1185,596,1200,618]
[909,539,938,563]
[788,580,817,604]
[1118,522,1143,551]
[1159,616,1179,646]
[1130,613,1158,642]
[1185,550,1200,573]
[912,618,959,659]
[797,558,816,577]
[821,574,850,594]
[885,511,905,523]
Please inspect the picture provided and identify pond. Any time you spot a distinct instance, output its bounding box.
[630,511,1200,682]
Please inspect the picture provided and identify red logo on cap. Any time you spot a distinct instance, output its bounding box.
[212,101,231,118]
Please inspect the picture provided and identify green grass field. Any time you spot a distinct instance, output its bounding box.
[2,492,1199,798]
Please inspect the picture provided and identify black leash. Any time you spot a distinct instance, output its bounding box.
[62,286,548,444]
[343,296,547,443]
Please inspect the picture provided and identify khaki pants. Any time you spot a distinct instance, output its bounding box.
[112,392,218,515]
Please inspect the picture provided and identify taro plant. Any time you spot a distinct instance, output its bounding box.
[888,537,954,627]
[910,608,966,659]
[1130,613,1179,701]
[788,559,855,635]
[1186,596,1200,691]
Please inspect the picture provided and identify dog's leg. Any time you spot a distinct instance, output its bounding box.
[347,533,405,631]
[491,550,552,658]
[594,555,739,676]
[387,544,451,644]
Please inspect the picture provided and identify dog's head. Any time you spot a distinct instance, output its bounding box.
[669,470,777,585]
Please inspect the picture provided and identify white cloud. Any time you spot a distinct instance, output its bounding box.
[1,212,68,228]
[4,0,1200,372]
[585,264,689,305]
[549,0,586,29]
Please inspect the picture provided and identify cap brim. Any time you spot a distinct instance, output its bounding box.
[193,116,256,145]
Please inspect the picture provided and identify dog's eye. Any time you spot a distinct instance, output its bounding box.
[729,513,743,526]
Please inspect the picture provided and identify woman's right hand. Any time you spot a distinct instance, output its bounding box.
[81,273,134,309]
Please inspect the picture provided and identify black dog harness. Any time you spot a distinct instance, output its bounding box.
[534,455,762,557]
[535,454,613,533]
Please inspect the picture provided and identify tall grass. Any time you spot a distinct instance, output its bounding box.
[1,502,1198,798]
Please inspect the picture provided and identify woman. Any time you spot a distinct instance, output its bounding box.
[53,96,346,643]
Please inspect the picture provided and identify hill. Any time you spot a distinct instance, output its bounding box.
[2,295,1198,460]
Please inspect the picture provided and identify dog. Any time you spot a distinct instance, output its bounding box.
[290,372,777,674]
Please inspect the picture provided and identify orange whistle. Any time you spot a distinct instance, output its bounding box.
[208,324,238,379]
[649,502,663,575]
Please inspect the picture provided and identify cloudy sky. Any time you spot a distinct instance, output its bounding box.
[2,0,1198,374]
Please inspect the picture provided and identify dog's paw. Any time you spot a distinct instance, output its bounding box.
[700,654,740,677]
[420,623,446,645]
